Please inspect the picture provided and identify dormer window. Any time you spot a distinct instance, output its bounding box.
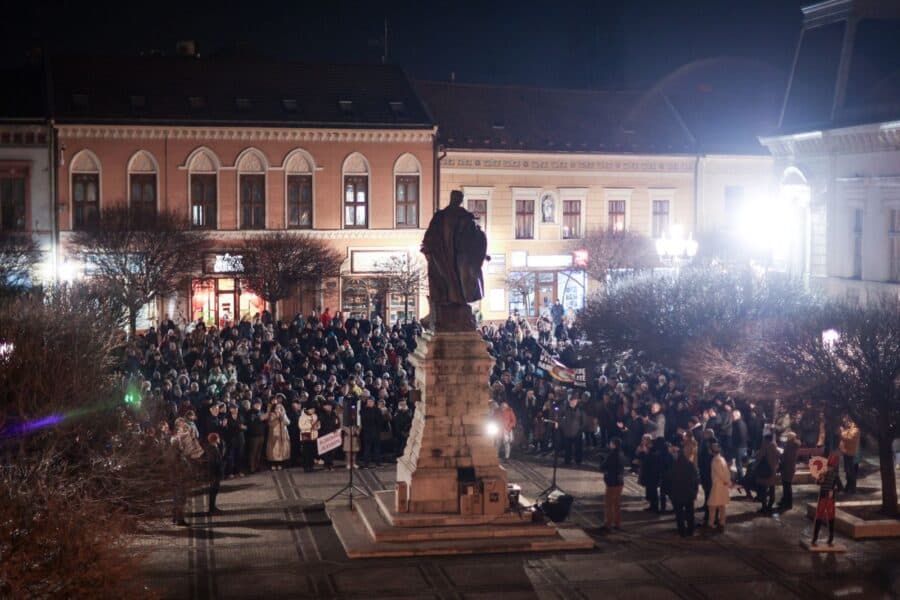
[338,100,353,114]
[72,94,89,108]
[188,96,206,109]
[282,98,298,112]
[235,97,251,111]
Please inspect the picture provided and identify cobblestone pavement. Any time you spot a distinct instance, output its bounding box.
[135,452,900,599]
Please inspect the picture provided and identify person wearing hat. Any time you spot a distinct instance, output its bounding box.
[298,402,321,472]
[223,402,247,478]
[245,399,266,473]
[319,401,340,471]
[778,431,801,511]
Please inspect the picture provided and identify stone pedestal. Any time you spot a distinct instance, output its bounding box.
[396,330,507,515]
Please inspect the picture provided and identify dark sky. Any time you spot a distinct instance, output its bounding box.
[1,0,805,89]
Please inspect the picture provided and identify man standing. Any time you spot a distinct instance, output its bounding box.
[602,438,625,530]
[245,399,266,473]
[205,433,225,516]
[668,445,700,537]
[359,394,382,468]
[698,429,716,525]
[838,415,861,494]
[779,432,801,511]
[755,433,779,513]
[559,395,585,466]
[731,409,748,482]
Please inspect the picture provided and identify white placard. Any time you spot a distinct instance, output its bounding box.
[317,430,342,455]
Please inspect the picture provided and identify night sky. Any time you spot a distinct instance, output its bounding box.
[1,0,805,89]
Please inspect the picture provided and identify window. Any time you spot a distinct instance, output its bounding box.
[344,175,368,228]
[852,208,863,279]
[235,97,251,111]
[189,96,206,109]
[468,199,487,230]
[130,174,156,220]
[890,209,900,282]
[562,200,581,239]
[282,98,298,112]
[652,200,670,238]
[287,174,312,228]
[0,170,26,231]
[395,175,419,227]
[608,200,626,232]
[190,174,216,229]
[515,199,534,239]
[72,173,99,229]
[240,174,265,229]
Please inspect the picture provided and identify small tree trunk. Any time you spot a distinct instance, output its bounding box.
[878,428,898,516]
[269,299,278,323]
[127,308,138,340]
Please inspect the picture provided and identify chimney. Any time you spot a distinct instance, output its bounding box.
[176,40,198,58]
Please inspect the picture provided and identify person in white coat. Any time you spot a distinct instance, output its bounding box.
[707,441,732,531]
[298,404,320,473]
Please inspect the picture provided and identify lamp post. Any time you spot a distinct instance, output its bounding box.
[655,224,698,275]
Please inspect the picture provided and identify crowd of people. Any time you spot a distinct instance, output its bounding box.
[124,308,420,523]
[127,302,865,541]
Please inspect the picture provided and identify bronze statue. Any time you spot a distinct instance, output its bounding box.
[420,190,488,331]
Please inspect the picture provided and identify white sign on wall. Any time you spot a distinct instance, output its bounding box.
[351,250,407,273]
[489,288,505,312]
[526,254,573,268]
[213,253,244,273]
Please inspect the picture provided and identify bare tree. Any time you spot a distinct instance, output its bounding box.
[694,296,900,516]
[580,228,658,283]
[242,233,342,322]
[505,271,535,316]
[0,232,41,296]
[375,253,424,323]
[70,207,208,338]
[0,284,174,597]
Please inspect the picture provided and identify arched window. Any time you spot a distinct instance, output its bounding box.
[284,149,314,229]
[70,150,101,229]
[342,152,369,228]
[127,150,159,220]
[237,148,268,230]
[187,147,219,229]
[394,153,420,228]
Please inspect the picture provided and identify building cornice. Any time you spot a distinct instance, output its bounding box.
[60,228,426,242]
[760,122,900,157]
[56,124,436,144]
[442,151,695,174]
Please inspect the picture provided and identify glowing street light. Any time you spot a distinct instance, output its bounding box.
[485,421,500,438]
[822,328,840,349]
[656,224,698,273]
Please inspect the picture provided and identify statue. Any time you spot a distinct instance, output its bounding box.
[421,190,488,331]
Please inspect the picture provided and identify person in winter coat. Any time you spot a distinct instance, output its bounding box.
[264,401,291,469]
[730,409,749,482]
[205,432,226,516]
[602,437,625,529]
[681,429,698,466]
[245,399,267,473]
[171,417,204,526]
[708,441,732,531]
[637,434,658,512]
[811,452,841,546]
[755,433,780,513]
[223,403,246,478]
[498,401,517,460]
[298,404,320,472]
[559,395,585,465]
[359,395,382,468]
[698,430,716,526]
[392,403,412,457]
[668,446,700,537]
[778,431,801,511]
[318,402,341,470]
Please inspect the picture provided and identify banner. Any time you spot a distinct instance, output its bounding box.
[316,430,342,456]
[539,349,586,387]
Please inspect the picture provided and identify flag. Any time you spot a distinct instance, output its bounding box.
[539,348,586,387]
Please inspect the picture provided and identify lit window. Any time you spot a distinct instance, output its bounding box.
[515,199,534,239]
[652,200,670,238]
[608,200,626,232]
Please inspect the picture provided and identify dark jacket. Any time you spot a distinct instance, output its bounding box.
[780,439,801,483]
[206,443,225,481]
[732,419,748,449]
[698,438,715,486]
[603,449,625,487]
[360,405,382,437]
[668,453,700,504]
[559,404,585,438]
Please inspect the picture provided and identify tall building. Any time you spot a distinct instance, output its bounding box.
[49,54,435,326]
[760,0,900,302]
[0,64,54,282]
[417,81,776,321]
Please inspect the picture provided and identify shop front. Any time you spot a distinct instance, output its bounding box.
[191,253,267,327]
[506,251,586,318]
[340,249,420,322]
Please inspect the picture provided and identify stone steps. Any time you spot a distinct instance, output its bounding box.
[373,489,528,528]
[327,501,595,558]
[357,494,559,543]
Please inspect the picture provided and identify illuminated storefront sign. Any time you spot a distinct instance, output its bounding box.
[203,253,245,274]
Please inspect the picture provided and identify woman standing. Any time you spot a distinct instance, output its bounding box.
[298,403,321,473]
[811,453,841,546]
[708,441,732,531]
[265,400,291,470]
[603,438,625,530]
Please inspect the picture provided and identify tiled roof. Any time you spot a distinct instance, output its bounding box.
[0,67,46,122]
[49,55,433,128]
[415,81,696,154]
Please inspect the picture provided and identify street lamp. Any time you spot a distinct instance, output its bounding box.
[655,224,698,274]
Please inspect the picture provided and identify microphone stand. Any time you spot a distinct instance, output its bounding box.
[327,400,369,510]
[536,417,564,500]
